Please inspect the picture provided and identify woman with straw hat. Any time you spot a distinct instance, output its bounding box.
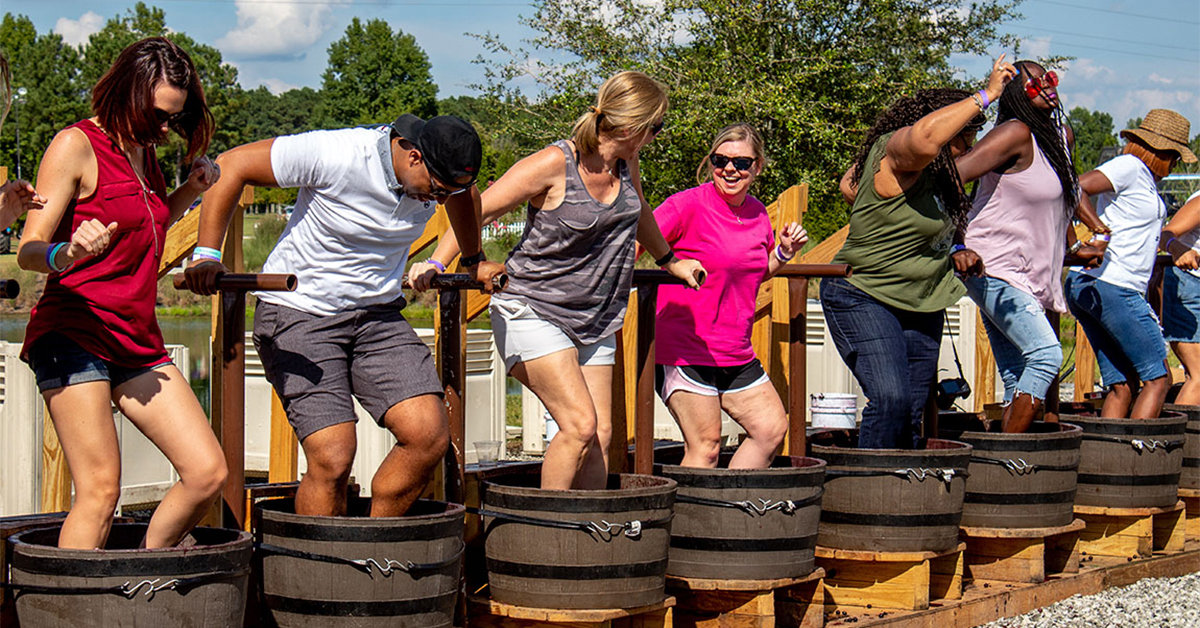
[1065,108,1197,419]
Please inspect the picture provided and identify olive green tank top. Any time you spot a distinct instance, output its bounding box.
[832,132,965,312]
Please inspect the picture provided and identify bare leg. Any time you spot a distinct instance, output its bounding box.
[1102,383,1134,418]
[45,381,123,550]
[115,365,227,549]
[1001,392,1041,434]
[1131,371,1171,419]
[721,382,788,469]
[296,422,357,516]
[510,348,603,490]
[1171,342,1200,405]
[580,365,613,487]
[665,391,724,468]
[370,394,450,517]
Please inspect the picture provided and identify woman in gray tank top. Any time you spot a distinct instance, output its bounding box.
[412,71,705,490]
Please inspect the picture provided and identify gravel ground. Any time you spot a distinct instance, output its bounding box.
[982,572,1200,627]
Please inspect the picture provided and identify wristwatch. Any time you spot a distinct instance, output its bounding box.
[460,250,486,267]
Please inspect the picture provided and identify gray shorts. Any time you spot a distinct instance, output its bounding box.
[253,300,444,441]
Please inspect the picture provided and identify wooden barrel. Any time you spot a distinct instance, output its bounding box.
[483,473,675,609]
[656,455,825,580]
[256,498,464,628]
[1164,404,1200,490]
[1061,412,1187,508]
[9,523,250,628]
[938,415,1081,528]
[809,430,971,553]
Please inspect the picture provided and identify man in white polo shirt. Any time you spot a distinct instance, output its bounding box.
[185,114,503,517]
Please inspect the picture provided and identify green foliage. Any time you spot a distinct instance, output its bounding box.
[0,14,89,180]
[439,95,523,186]
[321,18,437,128]
[1067,106,1118,172]
[471,0,1024,243]
[244,213,288,271]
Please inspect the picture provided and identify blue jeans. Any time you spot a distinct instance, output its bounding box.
[1162,267,1200,343]
[963,276,1062,402]
[1065,272,1168,388]
[820,277,943,449]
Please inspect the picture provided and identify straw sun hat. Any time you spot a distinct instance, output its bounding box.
[1120,109,1197,163]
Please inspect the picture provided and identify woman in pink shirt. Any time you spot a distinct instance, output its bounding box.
[653,124,806,468]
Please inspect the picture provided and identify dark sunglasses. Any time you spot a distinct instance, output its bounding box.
[1024,70,1059,99]
[154,108,187,126]
[428,171,470,199]
[709,154,756,171]
[650,120,665,136]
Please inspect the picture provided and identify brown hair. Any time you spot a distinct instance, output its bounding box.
[1123,137,1179,179]
[695,123,766,185]
[91,37,213,161]
[571,71,668,156]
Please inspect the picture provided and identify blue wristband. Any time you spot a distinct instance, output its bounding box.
[951,243,967,254]
[46,242,73,273]
[192,246,223,262]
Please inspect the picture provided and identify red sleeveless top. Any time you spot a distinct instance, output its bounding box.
[22,120,171,368]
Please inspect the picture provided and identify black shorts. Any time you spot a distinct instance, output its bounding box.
[655,359,770,400]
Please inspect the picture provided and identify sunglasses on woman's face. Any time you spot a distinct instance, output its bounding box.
[709,154,756,171]
[154,108,187,126]
[650,120,665,136]
[1024,70,1059,99]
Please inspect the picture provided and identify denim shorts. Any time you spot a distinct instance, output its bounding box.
[1065,272,1168,387]
[1163,267,1200,343]
[26,332,172,393]
[963,275,1062,401]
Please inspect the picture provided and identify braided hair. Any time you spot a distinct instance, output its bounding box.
[996,60,1079,209]
[850,89,984,228]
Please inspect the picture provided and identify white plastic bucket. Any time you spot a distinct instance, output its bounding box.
[811,393,857,428]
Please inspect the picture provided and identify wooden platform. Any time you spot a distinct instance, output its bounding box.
[667,569,825,628]
[1075,501,1186,559]
[1181,488,1199,541]
[468,595,676,628]
[815,544,965,612]
[822,541,1200,627]
[960,519,1085,584]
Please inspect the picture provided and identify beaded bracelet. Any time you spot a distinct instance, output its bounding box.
[970,93,986,114]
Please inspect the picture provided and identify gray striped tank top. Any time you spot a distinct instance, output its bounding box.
[498,140,642,344]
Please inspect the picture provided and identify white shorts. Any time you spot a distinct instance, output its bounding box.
[490,297,617,372]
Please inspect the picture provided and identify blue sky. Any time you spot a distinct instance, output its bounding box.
[5,0,1199,135]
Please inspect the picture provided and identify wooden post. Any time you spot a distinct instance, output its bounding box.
[438,288,467,504]
[635,286,659,475]
[40,403,72,513]
[1045,312,1061,417]
[267,391,298,483]
[974,308,997,412]
[609,297,639,473]
[786,277,809,456]
[1074,321,1097,401]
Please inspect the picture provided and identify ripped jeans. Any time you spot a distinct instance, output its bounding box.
[963,276,1062,402]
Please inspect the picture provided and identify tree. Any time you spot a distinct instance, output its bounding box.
[472,0,1022,242]
[321,18,437,128]
[0,14,89,181]
[439,95,522,188]
[80,3,240,182]
[1067,107,1118,172]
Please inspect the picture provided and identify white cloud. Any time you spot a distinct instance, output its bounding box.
[1148,73,1174,85]
[217,0,350,59]
[1021,36,1052,59]
[1063,58,1117,84]
[259,78,301,95]
[54,11,104,48]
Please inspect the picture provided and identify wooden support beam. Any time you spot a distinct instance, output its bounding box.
[635,286,659,475]
[1074,321,1097,401]
[437,288,468,504]
[267,391,298,483]
[609,299,639,474]
[974,307,996,412]
[797,225,848,265]
[786,278,809,456]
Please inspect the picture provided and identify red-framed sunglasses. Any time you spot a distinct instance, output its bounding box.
[1024,70,1059,99]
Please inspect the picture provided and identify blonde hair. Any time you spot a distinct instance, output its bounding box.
[696,123,767,185]
[571,71,668,155]
[1123,138,1179,179]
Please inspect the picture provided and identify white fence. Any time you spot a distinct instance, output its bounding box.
[520,296,990,451]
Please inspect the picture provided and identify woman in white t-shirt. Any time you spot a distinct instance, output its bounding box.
[1160,189,1200,404]
[1065,109,1197,419]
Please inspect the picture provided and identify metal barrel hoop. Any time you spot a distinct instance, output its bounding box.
[255,541,464,578]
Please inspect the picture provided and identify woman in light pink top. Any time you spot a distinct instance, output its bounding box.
[653,124,807,468]
[955,60,1108,432]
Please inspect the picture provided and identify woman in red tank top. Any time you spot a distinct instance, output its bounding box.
[18,38,224,550]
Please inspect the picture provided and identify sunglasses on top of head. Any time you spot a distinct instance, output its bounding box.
[1024,70,1059,99]
[709,154,756,171]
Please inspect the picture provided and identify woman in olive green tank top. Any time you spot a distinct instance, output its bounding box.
[822,56,1016,449]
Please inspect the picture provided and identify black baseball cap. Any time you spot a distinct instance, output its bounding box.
[390,114,482,189]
